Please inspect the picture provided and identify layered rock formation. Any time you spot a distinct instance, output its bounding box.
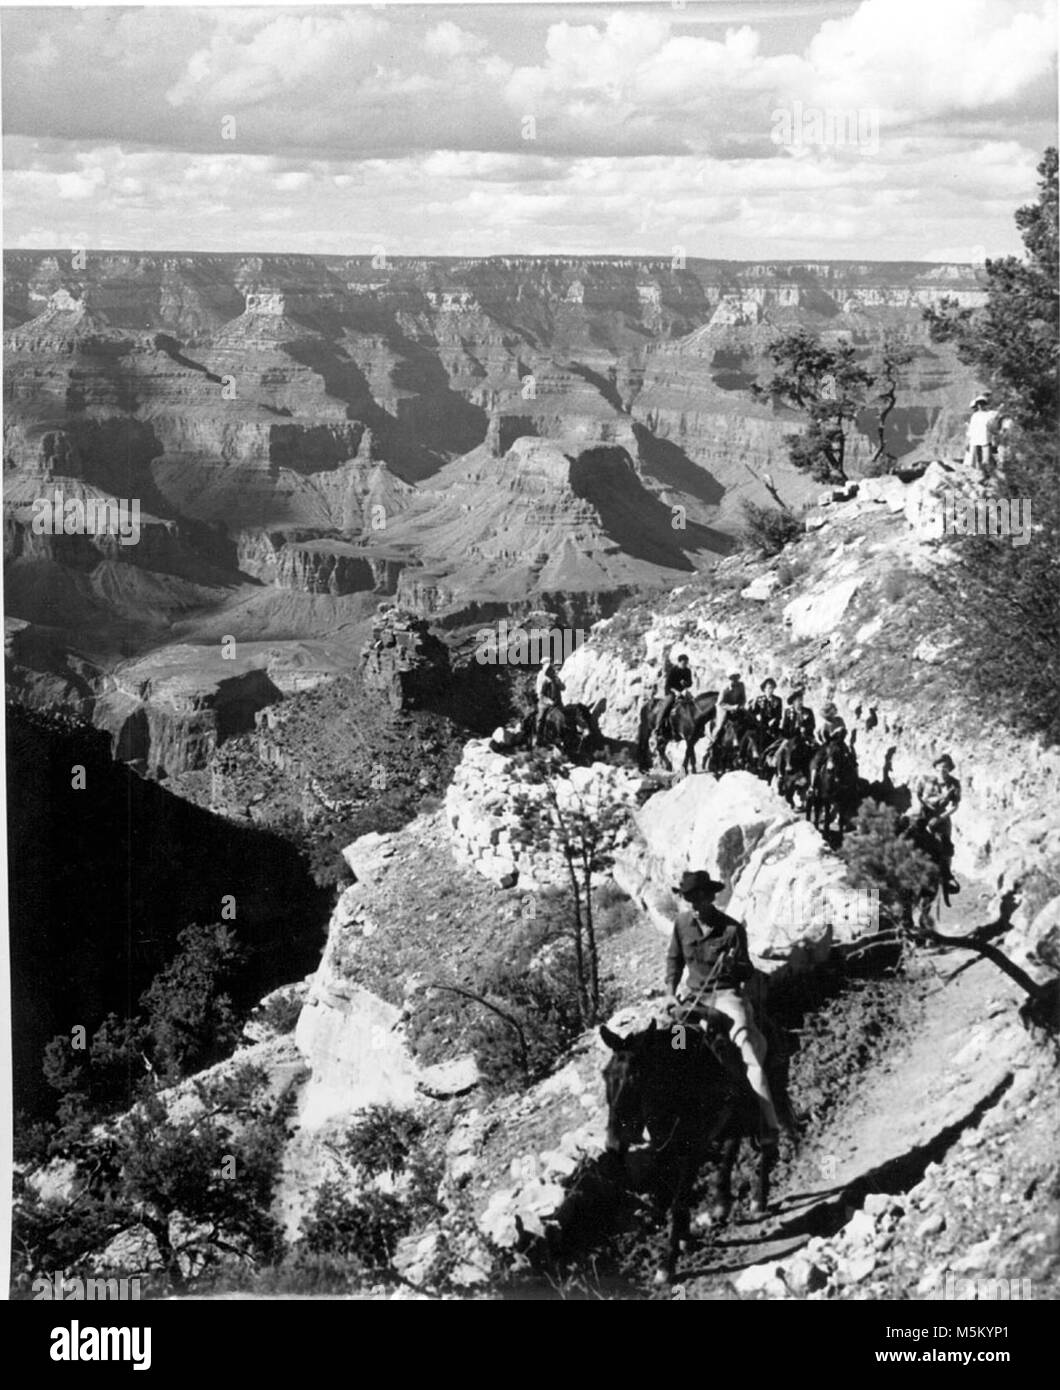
[384,435,730,625]
[360,604,451,711]
[4,253,985,768]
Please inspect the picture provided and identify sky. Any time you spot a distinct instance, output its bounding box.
[2,0,1057,259]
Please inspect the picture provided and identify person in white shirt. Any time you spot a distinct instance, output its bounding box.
[966,394,1002,472]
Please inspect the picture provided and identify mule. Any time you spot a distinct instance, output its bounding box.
[706,707,749,776]
[774,733,812,808]
[737,720,771,779]
[805,737,859,836]
[637,692,717,774]
[600,1014,785,1284]
[898,810,951,929]
[535,702,603,760]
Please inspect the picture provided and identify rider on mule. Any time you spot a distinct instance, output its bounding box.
[913,754,961,894]
[750,678,782,736]
[654,653,693,741]
[818,701,847,743]
[664,870,781,1146]
[708,671,747,749]
[534,657,565,743]
[781,688,816,742]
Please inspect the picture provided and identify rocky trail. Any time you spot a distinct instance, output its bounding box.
[296,778,1055,1299]
[677,898,1032,1299]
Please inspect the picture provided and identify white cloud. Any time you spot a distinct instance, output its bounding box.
[1,3,1053,258]
[423,22,487,60]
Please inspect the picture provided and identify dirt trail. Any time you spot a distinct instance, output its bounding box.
[677,881,1032,1294]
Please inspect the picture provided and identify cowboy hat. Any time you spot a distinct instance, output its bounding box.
[672,869,726,897]
[727,671,740,681]
[933,753,955,771]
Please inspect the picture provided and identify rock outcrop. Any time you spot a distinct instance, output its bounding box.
[613,771,864,973]
[360,605,451,711]
[444,739,644,890]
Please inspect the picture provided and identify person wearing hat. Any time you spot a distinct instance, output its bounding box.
[664,869,781,1144]
[750,678,782,737]
[653,651,694,740]
[534,656,565,742]
[966,393,1003,473]
[710,670,747,746]
[818,700,847,744]
[780,688,815,743]
[913,754,962,893]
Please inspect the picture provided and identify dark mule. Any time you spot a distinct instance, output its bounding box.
[737,720,771,779]
[898,810,951,928]
[806,737,859,836]
[637,692,717,774]
[600,1016,782,1284]
[706,708,748,776]
[774,733,812,808]
[536,702,603,760]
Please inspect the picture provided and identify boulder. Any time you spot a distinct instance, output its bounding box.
[295,980,419,1129]
[857,474,907,509]
[342,831,397,885]
[783,576,862,639]
[1012,894,1060,984]
[416,1055,480,1099]
[614,772,791,932]
[727,818,865,966]
[613,771,864,972]
[741,573,781,602]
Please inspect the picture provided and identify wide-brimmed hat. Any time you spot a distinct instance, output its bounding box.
[672,869,725,897]
[969,394,990,407]
[933,753,955,771]
[728,671,740,680]
[761,678,777,691]
[787,689,805,705]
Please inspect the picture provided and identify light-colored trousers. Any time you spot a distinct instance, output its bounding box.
[702,987,780,1134]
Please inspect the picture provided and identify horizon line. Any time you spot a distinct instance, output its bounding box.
[4,248,987,268]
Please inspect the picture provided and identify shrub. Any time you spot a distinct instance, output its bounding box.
[741,501,803,557]
[252,988,304,1038]
[839,800,936,927]
[300,1182,410,1272]
[140,922,243,1081]
[342,1105,426,1182]
[409,894,616,1093]
[593,882,641,938]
